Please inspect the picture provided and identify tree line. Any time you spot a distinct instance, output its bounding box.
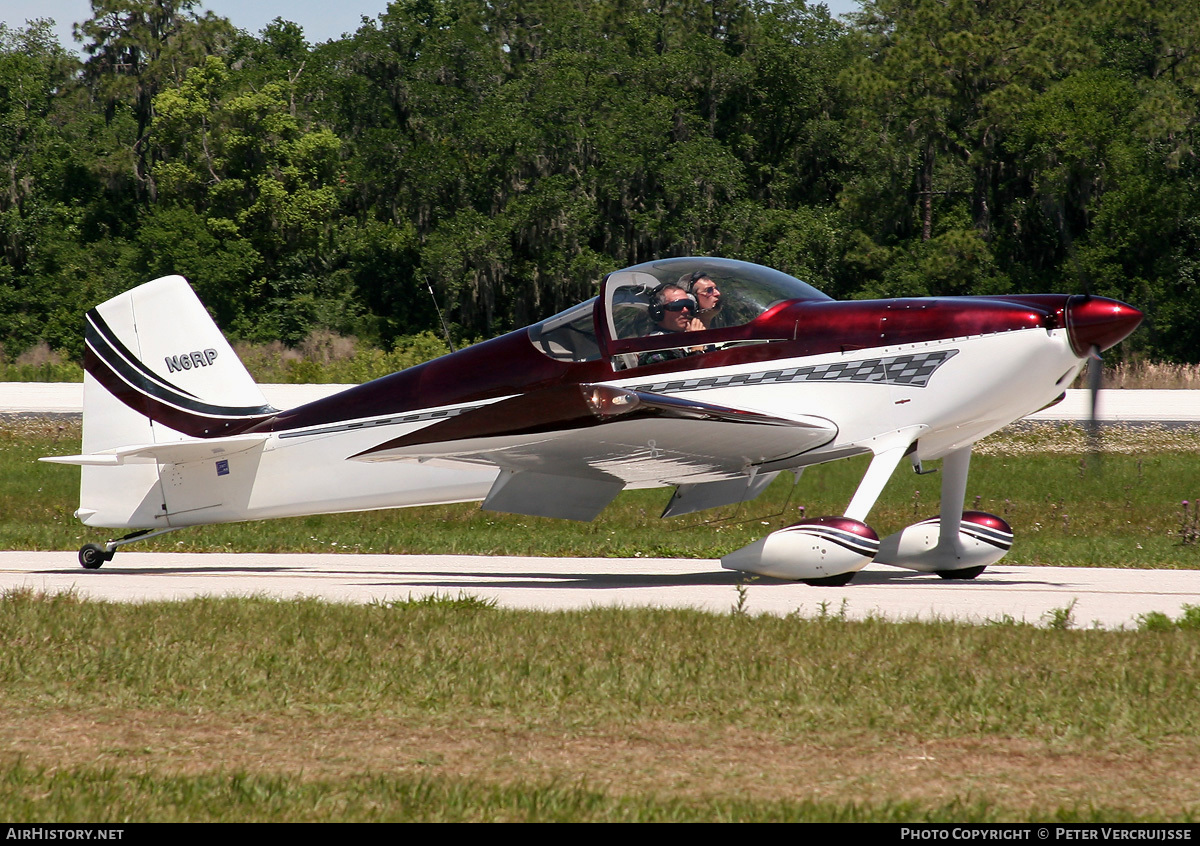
[2,0,1199,362]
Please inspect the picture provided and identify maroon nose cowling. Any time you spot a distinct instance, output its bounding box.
[1065,295,1143,356]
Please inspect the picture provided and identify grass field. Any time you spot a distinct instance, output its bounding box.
[2,591,1198,822]
[4,417,1200,821]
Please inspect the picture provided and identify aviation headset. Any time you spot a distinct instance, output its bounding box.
[648,284,697,322]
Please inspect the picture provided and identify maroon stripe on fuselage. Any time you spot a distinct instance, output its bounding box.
[246,329,614,434]
[353,383,600,457]
[244,295,1062,436]
[777,296,1053,355]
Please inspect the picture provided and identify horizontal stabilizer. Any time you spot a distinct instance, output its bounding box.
[41,434,268,467]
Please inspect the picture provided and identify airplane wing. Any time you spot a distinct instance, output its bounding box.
[350,384,836,520]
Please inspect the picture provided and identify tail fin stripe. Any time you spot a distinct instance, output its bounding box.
[86,309,201,399]
[85,314,278,438]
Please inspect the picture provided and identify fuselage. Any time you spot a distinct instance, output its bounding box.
[116,293,1122,528]
[67,260,1142,532]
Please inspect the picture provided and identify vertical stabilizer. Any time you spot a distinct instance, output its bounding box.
[84,275,275,442]
[72,276,277,528]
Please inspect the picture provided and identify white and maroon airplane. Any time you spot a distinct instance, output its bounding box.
[42,257,1141,584]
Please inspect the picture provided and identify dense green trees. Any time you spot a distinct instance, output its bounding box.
[2,0,1199,361]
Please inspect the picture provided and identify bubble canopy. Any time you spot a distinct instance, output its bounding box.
[601,257,830,343]
[527,257,830,365]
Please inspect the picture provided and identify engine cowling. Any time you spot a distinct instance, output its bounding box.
[875,511,1012,574]
[721,517,879,581]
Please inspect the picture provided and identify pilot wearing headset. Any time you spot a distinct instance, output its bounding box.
[638,283,699,366]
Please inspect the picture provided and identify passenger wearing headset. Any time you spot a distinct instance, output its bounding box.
[683,271,723,331]
[638,283,699,366]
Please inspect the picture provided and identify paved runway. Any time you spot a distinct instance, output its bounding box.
[2,551,1197,629]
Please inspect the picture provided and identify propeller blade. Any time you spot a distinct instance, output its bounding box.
[1086,345,1103,472]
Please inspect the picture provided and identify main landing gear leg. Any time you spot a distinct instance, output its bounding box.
[843,427,930,525]
[794,428,921,587]
[715,429,929,585]
[78,527,184,569]
[934,445,987,580]
[937,445,971,549]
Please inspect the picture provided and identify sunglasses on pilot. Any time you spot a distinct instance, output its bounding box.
[662,298,697,312]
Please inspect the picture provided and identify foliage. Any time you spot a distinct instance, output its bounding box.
[2,1,1200,359]
[233,329,454,383]
[1138,604,1200,631]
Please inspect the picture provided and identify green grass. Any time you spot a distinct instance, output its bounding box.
[1,761,1112,823]
[10,419,1200,567]
[3,593,1198,736]
[3,762,1171,823]
[2,591,1199,821]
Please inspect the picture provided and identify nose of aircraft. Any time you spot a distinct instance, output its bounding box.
[1065,295,1143,356]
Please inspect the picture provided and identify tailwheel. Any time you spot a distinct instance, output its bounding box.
[79,543,113,570]
[936,565,986,581]
[802,572,856,587]
[76,527,182,569]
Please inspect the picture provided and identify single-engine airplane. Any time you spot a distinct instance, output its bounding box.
[42,257,1141,584]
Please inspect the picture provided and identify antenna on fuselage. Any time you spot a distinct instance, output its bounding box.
[424,276,457,354]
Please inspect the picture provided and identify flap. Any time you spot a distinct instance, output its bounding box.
[483,470,625,521]
[661,472,781,518]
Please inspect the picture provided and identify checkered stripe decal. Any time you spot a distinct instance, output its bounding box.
[633,350,958,394]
